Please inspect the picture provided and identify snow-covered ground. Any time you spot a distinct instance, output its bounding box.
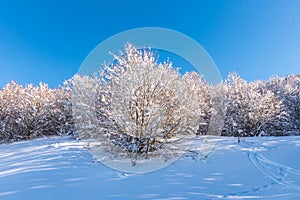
[1,136,300,200]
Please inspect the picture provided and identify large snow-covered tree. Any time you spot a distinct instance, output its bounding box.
[72,44,208,155]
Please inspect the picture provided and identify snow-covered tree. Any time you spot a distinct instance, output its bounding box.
[0,82,73,143]
[71,44,208,155]
[267,75,300,135]
[222,73,286,141]
[248,80,288,136]
[0,81,23,141]
[51,85,74,136]
[67,74,100,140]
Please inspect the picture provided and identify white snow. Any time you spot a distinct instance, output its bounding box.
[1,136,300,200]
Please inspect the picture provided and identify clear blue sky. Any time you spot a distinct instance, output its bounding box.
[0,0,299,88]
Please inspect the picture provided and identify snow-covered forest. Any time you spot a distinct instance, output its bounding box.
[0,45,299,146]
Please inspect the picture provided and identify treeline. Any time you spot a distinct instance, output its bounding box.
[0,73,299,144]
[1,61,299,145]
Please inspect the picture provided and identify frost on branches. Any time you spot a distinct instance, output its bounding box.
[71,44,208,157]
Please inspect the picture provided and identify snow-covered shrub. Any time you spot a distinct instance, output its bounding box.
[87,44,208,155]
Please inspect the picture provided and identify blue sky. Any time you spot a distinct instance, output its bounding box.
[0,0,299,88]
